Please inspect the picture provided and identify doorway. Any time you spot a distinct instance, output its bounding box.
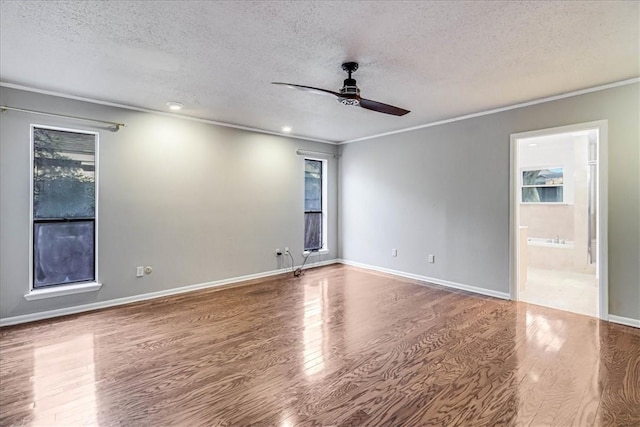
[510,121,608,319]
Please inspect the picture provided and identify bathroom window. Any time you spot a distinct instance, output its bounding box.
[31,126,97,289]
[521,167,564,203]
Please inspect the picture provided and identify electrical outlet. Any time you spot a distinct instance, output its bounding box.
[392,248,398,257]
[144,266,153,274]
[275,248,282,256]
[136,266,144,277]
[428,254,435,263]
[285,247,290,254]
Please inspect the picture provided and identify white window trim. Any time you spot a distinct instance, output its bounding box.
[25,282,102,301]
[303,249,330,257]
[26,124,101,301]
[304,157,329,255]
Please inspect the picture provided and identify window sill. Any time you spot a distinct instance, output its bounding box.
[303,249,329,256]
[24,282,102,301]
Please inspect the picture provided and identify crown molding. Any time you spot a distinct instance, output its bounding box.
[3,78,638,147]
[340,77,640,145]
[0,82,338,145]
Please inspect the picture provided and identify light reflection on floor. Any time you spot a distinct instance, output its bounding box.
[526,310,567,352]
[515,305,603,425]
[33,333,97,426]
[303,279,329,377]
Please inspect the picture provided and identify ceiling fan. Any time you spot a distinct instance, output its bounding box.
[272,62,410,116]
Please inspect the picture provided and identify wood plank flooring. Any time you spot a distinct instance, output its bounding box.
[1,264,639,426]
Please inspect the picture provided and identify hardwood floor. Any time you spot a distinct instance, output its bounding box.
[1,264,639,426]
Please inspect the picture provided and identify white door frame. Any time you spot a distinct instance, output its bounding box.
[509,120,608,320]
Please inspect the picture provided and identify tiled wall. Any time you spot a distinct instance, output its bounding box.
[520,204,574,240]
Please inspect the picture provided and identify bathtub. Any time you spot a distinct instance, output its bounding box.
[527,237,574,249]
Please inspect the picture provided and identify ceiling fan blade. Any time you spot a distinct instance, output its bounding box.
[272,82,340,98]
[359,98,410,116]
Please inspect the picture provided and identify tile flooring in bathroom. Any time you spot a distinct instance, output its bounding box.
[519,267,598,318]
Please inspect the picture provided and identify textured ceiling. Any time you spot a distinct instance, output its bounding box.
[1,1,638,143]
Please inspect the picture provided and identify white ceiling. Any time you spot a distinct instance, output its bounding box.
[1,1,638,143]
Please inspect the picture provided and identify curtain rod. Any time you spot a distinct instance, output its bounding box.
[0,105,125,131]
[296,149,339,158]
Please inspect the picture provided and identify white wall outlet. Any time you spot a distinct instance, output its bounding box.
[144,266,153,274]
[428,254,435,263]
[392,248,398,257]
[275,248,282,256]
[285,247,290,254]
[136,266,144,277]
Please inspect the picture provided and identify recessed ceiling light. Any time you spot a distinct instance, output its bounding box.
[281,126,292,133]
[166,102,183,111]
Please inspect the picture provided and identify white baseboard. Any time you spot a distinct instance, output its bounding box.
[608,314,640,329]
[338,260,639,327]
[4,257,634,329]
[338,259,511,300]
[0,258,339,327]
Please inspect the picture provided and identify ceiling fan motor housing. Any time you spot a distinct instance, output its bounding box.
[339,78,360,106]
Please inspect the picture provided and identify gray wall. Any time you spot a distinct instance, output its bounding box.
[339,83,639,320]
[0,87,338,319]
[2,83,638,322]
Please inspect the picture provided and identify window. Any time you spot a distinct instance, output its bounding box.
[304,158,325,251]
[521,167,564,203]
[31,126,97,289]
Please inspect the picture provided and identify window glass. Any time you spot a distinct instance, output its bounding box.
[305,160,322,212]
[33,128,95,219]
[522,168,563,186]
[305,212,322,250]
[522,186,564,203]
[34,221,95,287]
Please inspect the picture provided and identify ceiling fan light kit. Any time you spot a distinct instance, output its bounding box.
[272,62,410,116]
